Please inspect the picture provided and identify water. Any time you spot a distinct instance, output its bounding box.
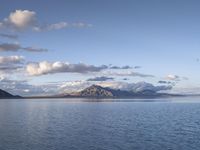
[0,98,200,150]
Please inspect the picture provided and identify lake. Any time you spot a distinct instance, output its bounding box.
[0,98,200,150]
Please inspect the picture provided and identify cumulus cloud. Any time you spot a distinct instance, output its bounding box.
[8,10,36,29]
[1,10,36,30]
[87,76,114,81]
[0,43,48,52]
[0,33,18,39]
[26,61,108,76]
[0,10,92,31]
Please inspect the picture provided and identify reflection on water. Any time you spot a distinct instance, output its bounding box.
[0,98,200,150]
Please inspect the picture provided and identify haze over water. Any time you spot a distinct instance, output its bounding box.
[0,98,200,150]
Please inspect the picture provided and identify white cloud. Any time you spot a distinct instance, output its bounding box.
[7,10,36,29]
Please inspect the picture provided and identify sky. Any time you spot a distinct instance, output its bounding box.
[0,0,200,96]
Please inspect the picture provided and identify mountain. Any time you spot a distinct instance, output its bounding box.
[0,89,21,99]
[62,85,173,98]
[78,85,114,97]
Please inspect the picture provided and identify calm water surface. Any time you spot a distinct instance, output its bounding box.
[0,98,200,150]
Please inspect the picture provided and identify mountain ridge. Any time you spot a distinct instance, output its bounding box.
[60,84,181,99]
[0,89,21,99]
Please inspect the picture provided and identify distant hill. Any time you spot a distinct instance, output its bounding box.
[0,89,21,99]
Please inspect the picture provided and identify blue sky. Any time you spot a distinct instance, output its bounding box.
[0,0,200,96]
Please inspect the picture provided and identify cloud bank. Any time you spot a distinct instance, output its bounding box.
[26,61,108,76]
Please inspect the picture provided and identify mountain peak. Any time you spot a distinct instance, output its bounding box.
[89,84,102,89]
[79,85,113,97]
